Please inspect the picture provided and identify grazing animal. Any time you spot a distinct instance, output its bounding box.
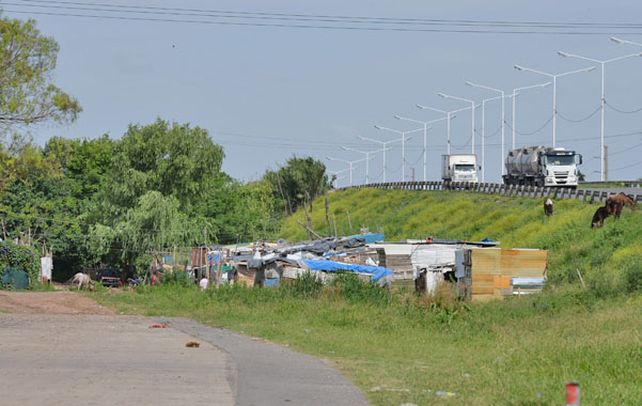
[606,192,637,219]
[591,206,610,228]
[543,198,554,216]
[606,200,624,219]
[71,272,94,291]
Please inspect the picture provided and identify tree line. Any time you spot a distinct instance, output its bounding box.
[0,16,331,280]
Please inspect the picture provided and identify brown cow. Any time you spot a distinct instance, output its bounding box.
[543,198,553,216]
[591,206,610,228]
[606,192,637,219]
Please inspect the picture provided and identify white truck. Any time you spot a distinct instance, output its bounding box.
[441,154,479,183]
[503,146,582,188]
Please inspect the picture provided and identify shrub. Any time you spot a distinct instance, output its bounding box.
[161,270,194,287]
[285,271,323,298]
[329,272,390,305]
[622,259,642,293]
[0,241,39,287]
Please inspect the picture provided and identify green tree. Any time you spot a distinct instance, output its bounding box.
[196,179,279,244]
[101,119,224,213]
[264,156,330,215]
[114,191,201,270]
[0,17,81,131]
[44,135,115,199]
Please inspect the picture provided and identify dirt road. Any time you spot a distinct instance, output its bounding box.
[0,291,114,314]
[0,291,369,406]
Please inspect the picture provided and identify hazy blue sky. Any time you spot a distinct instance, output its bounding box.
[5,0,642,184]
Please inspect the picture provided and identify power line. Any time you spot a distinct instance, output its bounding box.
[605,101,642,115]
[503,115,553,137]
[608,141,642,156]
[609,159,642,172]
[3,3,642,35]
[12,0,642,30]
[557,105,601,123]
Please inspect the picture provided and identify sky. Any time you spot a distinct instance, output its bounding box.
[4,0,642,185]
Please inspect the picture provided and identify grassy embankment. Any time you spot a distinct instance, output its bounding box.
[96,189,642,405]
[283,188,642,290]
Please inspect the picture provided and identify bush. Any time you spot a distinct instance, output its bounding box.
[329,272,390,305]
[284,271,323,298]
[622,260,642,293]
[0,241,39,287]
[161,270,194,287]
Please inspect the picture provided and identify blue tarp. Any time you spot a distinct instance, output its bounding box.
[302,259,393,282]
[345,233,384,244]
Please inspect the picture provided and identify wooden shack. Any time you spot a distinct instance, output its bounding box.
[456,248,548,302]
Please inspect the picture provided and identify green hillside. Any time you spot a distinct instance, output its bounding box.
[281,188,642,294]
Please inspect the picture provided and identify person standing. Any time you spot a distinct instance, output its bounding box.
[199,275,209,290]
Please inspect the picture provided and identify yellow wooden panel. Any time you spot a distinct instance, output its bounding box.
[493,275,512,289]
[472,274,495,282]
[471,248,501,275]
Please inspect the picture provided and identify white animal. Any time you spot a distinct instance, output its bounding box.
[71,272,94,291]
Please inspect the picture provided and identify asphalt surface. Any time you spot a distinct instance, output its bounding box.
[167,317,370,406]
[0,292,369,406]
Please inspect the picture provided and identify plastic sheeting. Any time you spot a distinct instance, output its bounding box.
[302,259,393,282]
[346,233,384,244]
[1,267,29,290]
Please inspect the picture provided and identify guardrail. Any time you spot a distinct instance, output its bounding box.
[578,181,642,188]
[344,181,642,204]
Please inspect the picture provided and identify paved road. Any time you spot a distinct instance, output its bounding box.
[167,317,370,406]
[0,292,369,406]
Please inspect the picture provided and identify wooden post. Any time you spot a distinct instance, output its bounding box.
[324,191,331,235]
[332,214,338,237]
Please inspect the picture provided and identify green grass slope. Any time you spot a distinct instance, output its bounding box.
[281,188,642,294]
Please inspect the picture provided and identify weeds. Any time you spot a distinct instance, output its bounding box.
[283,271,323,298]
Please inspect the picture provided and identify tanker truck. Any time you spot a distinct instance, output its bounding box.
[502,146,582,188]
[441,154,479,183]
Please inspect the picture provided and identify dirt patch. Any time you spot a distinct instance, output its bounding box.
[0,291,114,315]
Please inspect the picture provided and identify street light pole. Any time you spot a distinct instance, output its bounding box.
[510,82,551,149]
[393,115,449,181]
[341,146,378,184]
[328,168,349,188]
[558,50,642,181]
[358,135,401,183]
[374,125,423,182]
[438,93,476,154]
[417,105,468,155]
[477,94,504,183]
[326,156,369,186]
[514,65,595,147]
[465,81,507,176]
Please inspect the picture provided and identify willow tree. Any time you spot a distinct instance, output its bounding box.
[114,191,201,271]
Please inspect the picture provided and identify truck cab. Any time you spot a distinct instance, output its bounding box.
[542,149,582,187]
[442,154,479,183]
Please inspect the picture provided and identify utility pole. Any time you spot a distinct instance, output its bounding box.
[604,144,608,182]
